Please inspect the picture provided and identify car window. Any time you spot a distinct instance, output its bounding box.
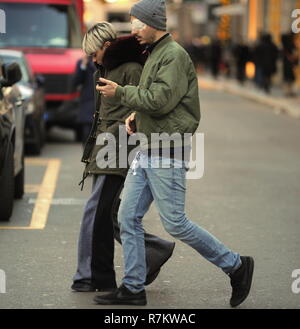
[0,3,81,48]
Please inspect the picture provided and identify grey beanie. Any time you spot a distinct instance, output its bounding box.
[130,0,167,31]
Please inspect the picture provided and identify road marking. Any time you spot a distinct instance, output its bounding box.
[0,158,61,230]
[25,158,51,166]
[29,159,61,229]
[0,226,45,230]
[28,198,87,205]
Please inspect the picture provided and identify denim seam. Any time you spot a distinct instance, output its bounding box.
[173,169,220,261]
[131,168,148,291]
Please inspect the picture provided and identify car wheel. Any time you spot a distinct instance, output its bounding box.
[0,141,15,221]
[14,148,25,199]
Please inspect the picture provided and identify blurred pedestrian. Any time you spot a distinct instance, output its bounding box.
[183,38,198,68]
[251,37,263,89]
[232,40,250,84]
[281,33,299,97]
[73,54,96,145]
[94,0,254,307]
[209,39,222,79]
[222,40,234,78]
[253,33,278,93]
[72,22,175,293]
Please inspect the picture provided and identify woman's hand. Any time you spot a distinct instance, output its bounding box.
[96,78,119,97]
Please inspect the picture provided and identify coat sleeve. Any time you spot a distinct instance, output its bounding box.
[124,64,142,87]
[115,54,189,118]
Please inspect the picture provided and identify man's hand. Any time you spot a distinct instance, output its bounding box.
[96,78,119,97]
[125,112,136,135]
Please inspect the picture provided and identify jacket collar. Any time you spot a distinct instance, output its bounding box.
[146,33,170,54]
[148,34,173,56]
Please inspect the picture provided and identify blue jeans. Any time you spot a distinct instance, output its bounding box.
[118,152,241,293]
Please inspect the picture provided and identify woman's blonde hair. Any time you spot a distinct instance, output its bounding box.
[82,22,117,55]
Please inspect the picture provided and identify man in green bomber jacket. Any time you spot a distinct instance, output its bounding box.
[94,0,254,308]
[72,22,175,293]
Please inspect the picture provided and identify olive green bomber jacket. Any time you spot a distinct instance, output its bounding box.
[115,35,201,150]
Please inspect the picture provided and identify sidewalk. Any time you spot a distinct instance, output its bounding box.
[198,75,300,119]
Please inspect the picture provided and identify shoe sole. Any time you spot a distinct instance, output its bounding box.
[231,256,254,307]
[145,242,176,286]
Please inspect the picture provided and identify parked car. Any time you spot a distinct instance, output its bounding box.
[0,60,25,221]
[0,50,45,154]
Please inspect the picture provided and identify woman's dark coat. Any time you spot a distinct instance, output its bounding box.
[81,36,145,183]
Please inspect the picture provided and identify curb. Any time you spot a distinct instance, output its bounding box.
[198,77,300,119]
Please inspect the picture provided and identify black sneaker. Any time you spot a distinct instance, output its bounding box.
[93,284,147,306]
[229,256,254,307]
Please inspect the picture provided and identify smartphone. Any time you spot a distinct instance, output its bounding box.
[96,80,106,87]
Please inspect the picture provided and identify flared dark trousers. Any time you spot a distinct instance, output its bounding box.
[73,174,174,289]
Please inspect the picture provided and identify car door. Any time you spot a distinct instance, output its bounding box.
[4,81,24,175]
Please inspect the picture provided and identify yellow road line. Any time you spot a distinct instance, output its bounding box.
[29,159,61,229]
[0,158,61,230]
[25,158,52,166]
[0,227,44,230]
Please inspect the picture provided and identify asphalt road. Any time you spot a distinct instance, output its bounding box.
[0,88,300,309]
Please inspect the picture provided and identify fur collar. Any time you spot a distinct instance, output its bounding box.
[101,35,147,71]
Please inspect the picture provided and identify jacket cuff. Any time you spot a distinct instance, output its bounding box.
[115,86,124,100]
